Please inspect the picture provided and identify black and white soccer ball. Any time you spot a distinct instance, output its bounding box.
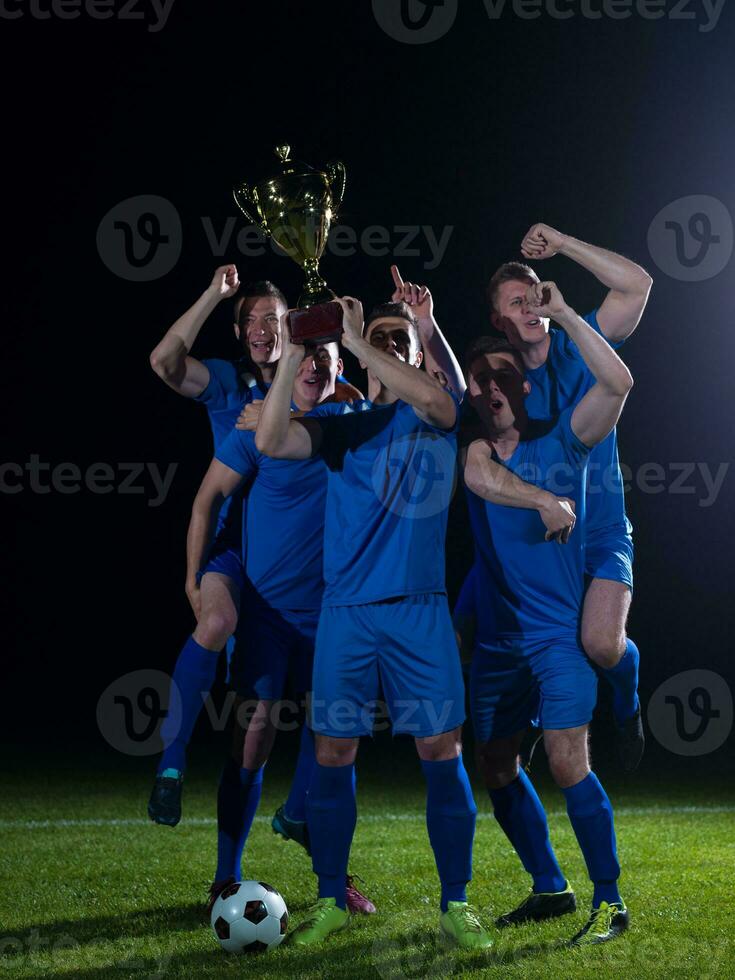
[210,880,288,953]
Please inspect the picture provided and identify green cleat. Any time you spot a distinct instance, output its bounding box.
[440,902,493,950]
[496,882,576,927]
[288,897,349,946]
[570,901,629,947]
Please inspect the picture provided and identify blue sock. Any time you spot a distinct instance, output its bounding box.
[602,638,640,724]
[158,636,219,775]
[307,763,356,910]
[562,772,621,907]
[421,756,477,912]
[215,760,264,882]
[284,725,316,823]
[489,770,567,893]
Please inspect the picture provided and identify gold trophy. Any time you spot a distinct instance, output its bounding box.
[233,145,346,343]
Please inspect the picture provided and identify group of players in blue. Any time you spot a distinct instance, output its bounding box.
[147,222,652,951]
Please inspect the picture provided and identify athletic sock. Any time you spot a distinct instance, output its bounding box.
[284,725,316,823]
[158,635,220,775]
[306,763,356,910]
[214,760,264,882]
[421,755,477,912]
[489,769,567,894]
[562,772,622,907]
[602,637,640,724]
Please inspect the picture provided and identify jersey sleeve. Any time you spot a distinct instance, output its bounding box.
[557,406,592,470]
[215,427,259,480]
[413,389,462,435]
[195,359,242,411]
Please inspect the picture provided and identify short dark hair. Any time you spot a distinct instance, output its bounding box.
[235,280,288,323]
[363,300,419,336]
[465,335,524,379]
[486,261,539,314]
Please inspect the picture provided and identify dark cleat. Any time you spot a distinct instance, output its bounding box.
[206,876,236,917]
[148,770,183,826]
[496,883,576,928]
[616,705,645,773]
[570,902,629,947]
[271,804,311,855]
[345,874,376,915]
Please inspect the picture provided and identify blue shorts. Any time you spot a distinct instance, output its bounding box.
[233,604,318,701]
[311,593,466,739]
[585,528,634,592]
[196,541,245,592]
[470,635,597,743]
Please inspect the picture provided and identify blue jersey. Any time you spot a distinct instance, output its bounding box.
[314,396,460,607]
[215,410,329,612]
[466,409,591,642]
[195,357,265,540]
[525,311,631,538]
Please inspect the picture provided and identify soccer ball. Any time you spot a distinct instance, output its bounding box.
[210,880,288,953]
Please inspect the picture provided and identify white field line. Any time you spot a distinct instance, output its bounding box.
[0,805,733,831]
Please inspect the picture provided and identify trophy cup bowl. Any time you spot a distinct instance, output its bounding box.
[233,145,346,344]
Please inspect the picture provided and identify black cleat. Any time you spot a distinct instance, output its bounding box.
[148,771,183,826]
[496,883,576,927]
[570,902,629,947]
[616,705,645,773]
[206,875,236,917]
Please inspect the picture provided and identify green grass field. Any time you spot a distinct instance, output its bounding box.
[1,739,733,980]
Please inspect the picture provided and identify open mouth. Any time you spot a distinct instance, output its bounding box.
[304,377,322,386]
[250,340,273,353]
[525,318,541,328]
[489,398,504,413]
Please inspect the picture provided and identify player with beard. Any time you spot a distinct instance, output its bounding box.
[463,279,634,946]
[256,296,493,950]
[185,339,373,915]
[147,266,284,825]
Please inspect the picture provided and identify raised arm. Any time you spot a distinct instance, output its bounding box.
[185,459,245,617]
[255,316,323,459]
[340,297,456,430]
[521,223,652,343]
[390,265,466,397]
[149,265,240,397]
[462,441,577,542]
[527,282,634,449]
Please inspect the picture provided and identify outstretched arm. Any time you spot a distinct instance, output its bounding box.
[340,297,456,429]
[521,223,652,343]
[149,265,240,397]
[186,459,245,618]
[526,281,633,448]
[390,265,466,397]
[462,441,577,542]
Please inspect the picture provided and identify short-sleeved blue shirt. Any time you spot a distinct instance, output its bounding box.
[466,408,591,642]
[313,395,460,607]
[524,311,631,539]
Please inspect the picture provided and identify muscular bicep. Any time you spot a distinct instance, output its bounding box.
[278,418,324,459]
[158,355,211,399]
[570,384,628,449]
[597,283,651,344]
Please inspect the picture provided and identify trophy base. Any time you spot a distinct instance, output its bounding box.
[287,301,344,345]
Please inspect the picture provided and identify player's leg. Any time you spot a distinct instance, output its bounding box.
[582,533,644,771]
[149,565,240,826]
[380,594,491,949]
[539,641,629,946]
[289,604,376,945]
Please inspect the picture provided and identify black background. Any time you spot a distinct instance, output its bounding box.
[1,0,733,768]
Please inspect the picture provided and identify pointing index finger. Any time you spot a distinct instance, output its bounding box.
[391,264,404,290]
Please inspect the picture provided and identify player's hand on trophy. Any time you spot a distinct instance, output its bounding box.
[208,264,240,299]
[538,493,576,543]
[525,280,567,320]
[336,296,365,346]
[236,400,264,431]
[279,310,307,363]
[390,265,434,320]
[185,578,202,620]
[521,223,567,261]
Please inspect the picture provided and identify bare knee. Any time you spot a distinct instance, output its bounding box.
[416,726,463,762]
[582,627,625,670]
[315,735,359,767]
[545,729,590,789]
[194,607,237,650]
[477,742,520,790]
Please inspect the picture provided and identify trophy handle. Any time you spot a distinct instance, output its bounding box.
[232,182,263,228]
[325,160,347,211]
